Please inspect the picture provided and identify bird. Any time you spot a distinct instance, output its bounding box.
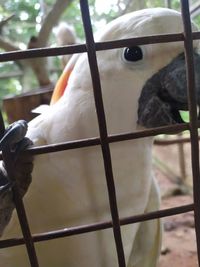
[1,7,200,267]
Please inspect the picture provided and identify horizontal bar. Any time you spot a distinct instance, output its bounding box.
[95,32,184,50]
[154,136,194,145]
[0,123,190,160]
[15,123,192,154]
[1,31,200,62]
[0,203,194,249]
[0,44,87,62]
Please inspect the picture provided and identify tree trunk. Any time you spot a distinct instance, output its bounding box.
[0,0,73,88]
[29,58,51,86]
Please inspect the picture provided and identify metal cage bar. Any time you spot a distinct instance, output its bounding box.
[0,0,199,266]
[0,203,194,249]
[0,113,39,266]
[79,1,126,266]
[181,0,200,263]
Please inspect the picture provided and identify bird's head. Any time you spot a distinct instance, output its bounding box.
[51,8,200,135]
[94,8,200,133]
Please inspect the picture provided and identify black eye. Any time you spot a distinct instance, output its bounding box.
[123,46,143,62]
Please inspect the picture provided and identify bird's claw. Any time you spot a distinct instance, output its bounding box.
[0,120,28,152]
[0,120,33,197]
[0,181,15,197]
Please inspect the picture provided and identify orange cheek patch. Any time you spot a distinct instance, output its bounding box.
[50,68,73,105]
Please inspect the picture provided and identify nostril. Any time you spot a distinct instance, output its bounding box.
[158,86,172,102]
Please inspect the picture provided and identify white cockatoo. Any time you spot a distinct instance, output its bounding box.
[1,7,200,267]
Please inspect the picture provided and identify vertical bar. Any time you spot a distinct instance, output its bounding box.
[181,1,200,265]
[177,133,187,181]
[79,1,126,266]
[0,112,5,139]
[0,116,39,267]
[7,175,39,267]
[165,0,172,8]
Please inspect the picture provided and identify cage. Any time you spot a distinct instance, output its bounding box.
[0,0,199,266]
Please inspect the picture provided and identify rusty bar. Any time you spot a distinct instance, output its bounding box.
[29,123,189,154]
[177,133,187,181]
[191,31,200,40]
[95,32,184,50]
[0,112,5,139]
[0,31,199,63]
[165,0,172,8]
[154,135,200,145]
[20,123,192,155]
[0,203,194,249]
[80,0,126,266]
[7,181,39,267]
[20,123,191,155]
[0,123,190,160]
[181,0,200,265]
[154,136,191,145]
[2,32,200,63]
[0,44,87,62]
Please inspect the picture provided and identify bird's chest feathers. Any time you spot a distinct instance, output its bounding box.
[25,138,153,231]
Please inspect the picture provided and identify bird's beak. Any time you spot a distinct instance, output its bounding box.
[137,52,200,128]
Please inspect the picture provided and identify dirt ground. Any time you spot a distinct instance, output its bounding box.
[153,142,198,267]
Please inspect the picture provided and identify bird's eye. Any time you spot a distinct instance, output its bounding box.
[123,46,143,62]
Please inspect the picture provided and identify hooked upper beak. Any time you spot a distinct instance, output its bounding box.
[137,52,200,128]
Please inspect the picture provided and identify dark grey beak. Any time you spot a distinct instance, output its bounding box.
[137,52,200,128]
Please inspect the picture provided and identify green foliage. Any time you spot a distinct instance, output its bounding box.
[180,111,189,122]
[194,15,200,27]
[0,0,40,44]
[60,0,84,39]
[145,0,180,9]
[0,62,22,111]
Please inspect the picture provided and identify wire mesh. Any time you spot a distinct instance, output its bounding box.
[0,0,200,266]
